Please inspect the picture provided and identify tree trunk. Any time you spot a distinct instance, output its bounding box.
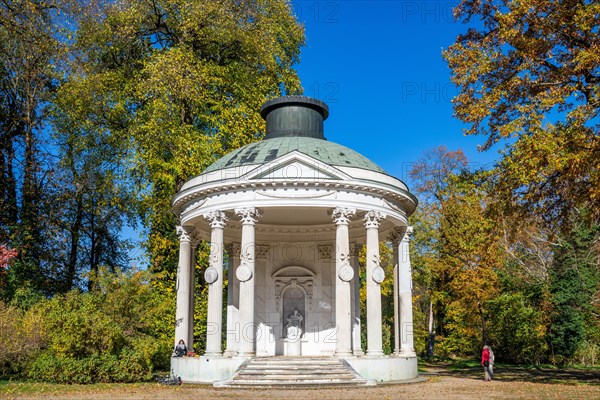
[66,193,84,291]
[479,303,488,345]
[427,299,435,357]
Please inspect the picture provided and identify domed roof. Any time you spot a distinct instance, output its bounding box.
[202,136,385,174]
[201,96,385,175]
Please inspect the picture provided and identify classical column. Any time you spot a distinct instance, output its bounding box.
[175,225,194,348]
[235,207,261,357]
[350,243,363,355]
[389,227,406,356]
[332,207,355,356]
[203,211,228,356]
[365,210,385,357]
[188,235,199,352]
[399,226,416,356]
[224,243,240,357]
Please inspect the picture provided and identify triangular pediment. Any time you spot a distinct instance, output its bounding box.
[243,151,350,181]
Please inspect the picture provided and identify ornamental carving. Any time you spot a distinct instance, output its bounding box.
[318,244,334,260]
[372,266,385,284]
[236,264,252,282]
[331,207,356,225]
[272,266,315,311]
[204,267,218,284]
[176,225,195,242]
[256,245,270,260]
[364,210,386,229]
[203,210,228,229]
[403,226,414,242]
[338,263,354,282]
[240,243,255,264]
[235,207,262,224]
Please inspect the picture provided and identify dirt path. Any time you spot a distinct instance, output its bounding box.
[3,364,598,400]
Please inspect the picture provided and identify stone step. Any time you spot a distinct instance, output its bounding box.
[236,373,356,380]
[215,357,371,388]
[240,369,351,375]
[249,360,341,365]
[225,379,368,386]
[243,364,348,369]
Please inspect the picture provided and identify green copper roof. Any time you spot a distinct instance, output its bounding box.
[202,136,386,174]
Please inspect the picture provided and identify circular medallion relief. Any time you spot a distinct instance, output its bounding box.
[204,267,218,284]
[372,266,385,284]
[338,263,354,282]
[236,264,252,282]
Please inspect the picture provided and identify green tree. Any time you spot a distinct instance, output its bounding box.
[548,210,599,363]
[56,0,305,290]
[0,0,67,298]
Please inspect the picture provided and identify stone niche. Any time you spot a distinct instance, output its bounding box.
[272,266,315,339]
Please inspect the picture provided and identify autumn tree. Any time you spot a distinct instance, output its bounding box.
[408,146,469,356]
[444,0,600,226]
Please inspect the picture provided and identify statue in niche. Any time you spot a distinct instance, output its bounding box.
[286,310,303,339]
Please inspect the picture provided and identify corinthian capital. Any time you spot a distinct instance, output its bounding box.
[331,207,356,225]
[235,207,261,225]
[403,226,414,242]
[176,225,194,242]
[203,210,228,229]
[364,210,386,229]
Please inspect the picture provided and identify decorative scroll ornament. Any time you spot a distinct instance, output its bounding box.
[176,225,194,242]
[331,207,356,225]
[364,210,386,228]
[338,263,355,282]
[204,267,218,284]
[372,266,385,283]
[203,210,228,229]
[235,207,262,224]
[236,264,252,282]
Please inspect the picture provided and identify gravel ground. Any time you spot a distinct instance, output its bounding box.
[4,376,599,400]
[3,363,598,400]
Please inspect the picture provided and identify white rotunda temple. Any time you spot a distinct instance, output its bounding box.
[171,96,418,385]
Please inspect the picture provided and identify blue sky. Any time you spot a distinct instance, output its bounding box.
[291,0,500,182]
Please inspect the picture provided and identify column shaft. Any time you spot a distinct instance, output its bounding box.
[174,226,193,349]
[236,208,260,357]
[393,240,400,355]
[204,211,227,356]
[365,213,384,356]
[350,243,363,355]
[224,243,240,356]
[332,207,355,357]
[188,244,196,351]
[399,227,416,357]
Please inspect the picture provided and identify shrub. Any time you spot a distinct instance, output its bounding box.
[0,301,46,377]
[25,268,174,383]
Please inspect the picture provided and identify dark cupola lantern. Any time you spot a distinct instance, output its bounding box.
[260,96,329,140]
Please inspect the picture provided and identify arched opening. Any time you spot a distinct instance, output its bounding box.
[282,285,306,338]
